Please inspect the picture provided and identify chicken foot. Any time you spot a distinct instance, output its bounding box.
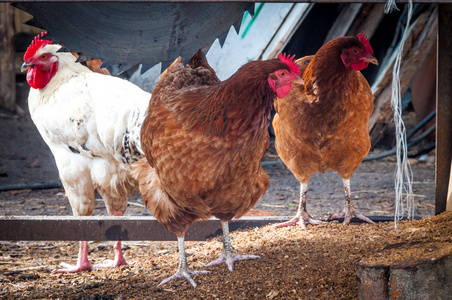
[52,241,94,273]
[95,241,128,268]
[159,237,210,287]
[329,179,375,225]
[276,183,322,228]
[206,221,260,271]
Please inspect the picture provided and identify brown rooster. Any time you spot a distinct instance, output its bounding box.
[273,34,378,228]
[135,50,300,286]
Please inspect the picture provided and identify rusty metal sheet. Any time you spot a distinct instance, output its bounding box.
[0,216,419,241]
[13,2,254,72]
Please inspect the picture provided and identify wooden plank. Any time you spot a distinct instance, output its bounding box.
[346,4,386,37]
[323,3,362,43]
[0,3,15,111]
[2,0,452,3]
[0,216,289,241]
[436,4,452,214]
[260,3,312,60]
[0,216,419,241]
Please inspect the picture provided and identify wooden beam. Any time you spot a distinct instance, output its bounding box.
[2,0,452,3]
[436,4,452,214]
[0,216,419,241]
[0,216,290,241]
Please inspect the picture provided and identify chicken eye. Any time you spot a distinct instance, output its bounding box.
[41,54,47,59]
[280,71,286,77]
[352,49,358,54]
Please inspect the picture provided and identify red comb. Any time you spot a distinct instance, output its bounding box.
[24,32,52,61]
[357,33,373,55]
[278,53,300,76]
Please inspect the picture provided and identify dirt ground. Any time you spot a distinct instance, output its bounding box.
[0,78,440,299]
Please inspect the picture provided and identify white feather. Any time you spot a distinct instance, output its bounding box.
[27,44,151,216]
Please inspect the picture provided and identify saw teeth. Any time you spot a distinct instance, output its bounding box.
[247,3,255,18]
[217,32,228,48]
[25,18,45,30]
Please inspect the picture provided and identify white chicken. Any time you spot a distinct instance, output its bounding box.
[21,33,151,273]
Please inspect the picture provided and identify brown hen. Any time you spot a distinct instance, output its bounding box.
[273,34,378,228]
[135,50,300,286]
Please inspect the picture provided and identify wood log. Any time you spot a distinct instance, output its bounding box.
[369,5,437,146]
[357,241,452,299]
[0,3,15,111]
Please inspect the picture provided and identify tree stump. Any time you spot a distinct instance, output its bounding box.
[356,241,452,300]
[0,3,16,111]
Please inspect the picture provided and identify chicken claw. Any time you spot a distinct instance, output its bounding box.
[329,208,375,225]
[276,212,322,229]
[206,251,260,271]
[207,221,260,271]
[159,237,209,287]
[94,241,128,268]
[52,241,94,273]
[329,179,375,225]
[276,183,322,228]
[159,267,210,288]
[53,262,94,273]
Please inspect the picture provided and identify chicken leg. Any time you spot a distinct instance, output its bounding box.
[329,179,374,225]
[276,183,322,228]
[52,206,128,272]
[52,241,94,273]
[94,209,128,268]
[206,221,260,271]
[159,236,210,287]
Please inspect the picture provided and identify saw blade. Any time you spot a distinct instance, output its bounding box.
[14,2,254,73]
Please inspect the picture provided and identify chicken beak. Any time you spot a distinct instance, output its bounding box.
[21,62,32,72]
[293,75,305,86]
[364,55,378,66]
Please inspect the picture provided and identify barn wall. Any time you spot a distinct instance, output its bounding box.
[0,3,15,111]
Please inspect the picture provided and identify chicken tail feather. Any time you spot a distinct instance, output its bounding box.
[132,159,211,236]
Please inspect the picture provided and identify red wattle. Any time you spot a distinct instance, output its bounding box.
[351,61,369,71]
[276,83,292,99]
[27,66,51,89]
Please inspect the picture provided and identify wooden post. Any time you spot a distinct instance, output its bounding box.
[436,4,452,214]
[0,3,15,111]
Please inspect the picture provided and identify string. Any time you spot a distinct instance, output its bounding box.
[385,0,415,228]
